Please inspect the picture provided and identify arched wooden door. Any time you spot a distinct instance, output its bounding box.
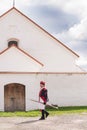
[4,83,25,111]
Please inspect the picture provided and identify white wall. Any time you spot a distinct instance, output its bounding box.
[0,73,87,111]
[0,46,42,72]
[0,9,83,72]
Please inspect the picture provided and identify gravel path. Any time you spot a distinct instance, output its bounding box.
[0,114,87,130]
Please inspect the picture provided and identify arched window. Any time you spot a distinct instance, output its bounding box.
[8,38,19,47]
[8,41,18,47]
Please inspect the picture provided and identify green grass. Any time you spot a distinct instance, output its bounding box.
[47,106,87,115]
[0,106,87,117]
[0,110,40,117]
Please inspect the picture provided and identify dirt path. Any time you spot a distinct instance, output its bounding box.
[0,114,87,130]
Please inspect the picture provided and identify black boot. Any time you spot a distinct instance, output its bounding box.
[39,110,45,120]
[44,110,49,118]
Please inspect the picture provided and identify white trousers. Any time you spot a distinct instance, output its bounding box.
[39,98,45,110]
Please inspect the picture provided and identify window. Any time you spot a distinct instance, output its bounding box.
[8,38,19,47]
[8,41,18,47]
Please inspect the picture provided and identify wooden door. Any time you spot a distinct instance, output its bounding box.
[4,83,25,111]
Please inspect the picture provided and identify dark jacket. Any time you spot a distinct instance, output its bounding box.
[39,87,48,103]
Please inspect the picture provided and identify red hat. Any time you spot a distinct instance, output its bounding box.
[40,81,45,85]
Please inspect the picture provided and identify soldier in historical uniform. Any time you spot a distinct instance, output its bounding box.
[39,81,49,120]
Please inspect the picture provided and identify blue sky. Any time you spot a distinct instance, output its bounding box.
[0,0,87,70]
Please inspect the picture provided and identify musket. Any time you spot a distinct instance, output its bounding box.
[30,99,58,109]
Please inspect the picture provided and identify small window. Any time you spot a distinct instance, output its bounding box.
[8,41,18,47]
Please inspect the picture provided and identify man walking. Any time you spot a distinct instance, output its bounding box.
[39,81,49,120]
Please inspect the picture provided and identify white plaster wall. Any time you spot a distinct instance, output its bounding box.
[0,9,83,72]
[0,73,87,111]
[0,47,42,72]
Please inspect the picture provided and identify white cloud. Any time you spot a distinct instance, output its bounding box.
[0,0,12,14]
[16,0,50,7]
[55,16,87,45]
[47,0,87,18]
[76,56,87,71]
[76,56,87,66]
[70,18,87,40]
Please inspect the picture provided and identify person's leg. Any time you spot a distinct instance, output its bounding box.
[39,100,45,120]
[39,109,45,120]
[44,110,49,118]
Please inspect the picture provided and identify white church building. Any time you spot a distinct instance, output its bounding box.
[0,7,85,111]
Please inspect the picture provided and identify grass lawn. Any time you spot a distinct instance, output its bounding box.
[0,106,87,117]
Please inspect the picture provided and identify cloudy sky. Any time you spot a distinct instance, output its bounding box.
[0,0,87,70]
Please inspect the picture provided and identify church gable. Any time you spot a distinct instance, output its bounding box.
[0,7,83,72]
[0,7,78,58]
[0,45,43,72]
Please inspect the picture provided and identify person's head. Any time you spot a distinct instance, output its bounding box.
[40,81,45,88]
